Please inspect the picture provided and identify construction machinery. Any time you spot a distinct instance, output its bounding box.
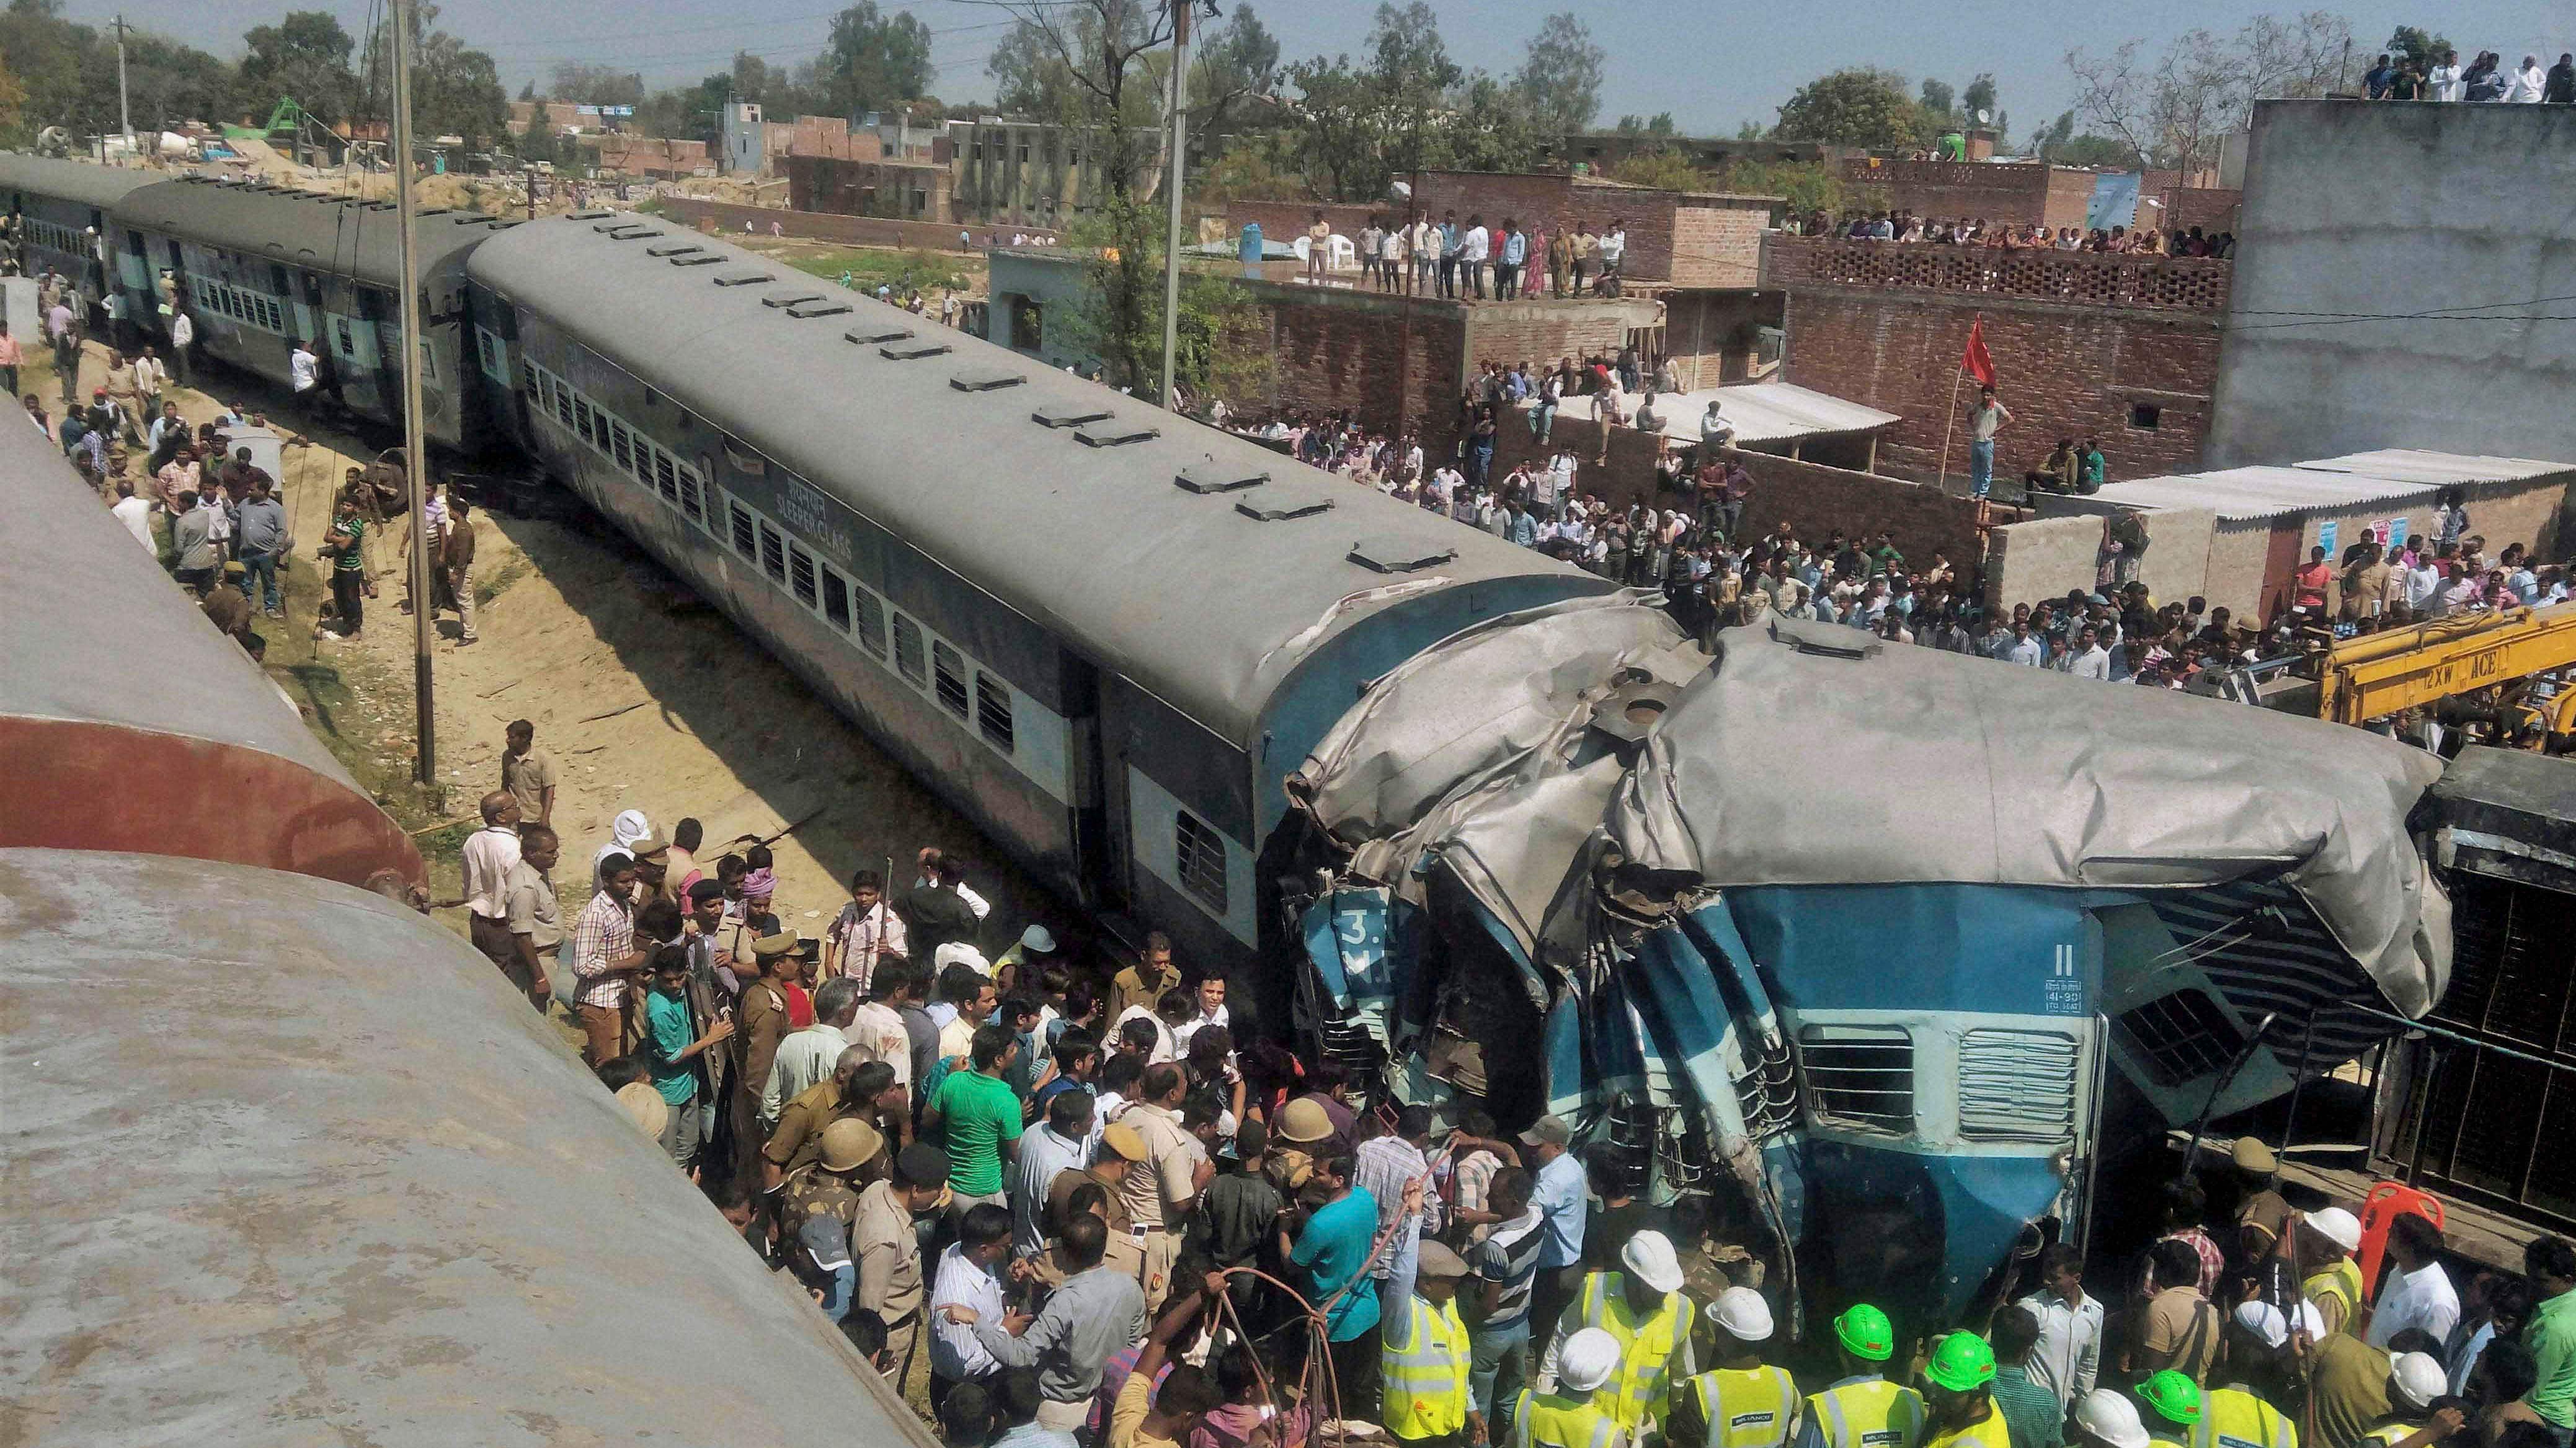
[2194,602,2576,739]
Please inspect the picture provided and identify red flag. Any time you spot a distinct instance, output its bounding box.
[1961,318,1996,387]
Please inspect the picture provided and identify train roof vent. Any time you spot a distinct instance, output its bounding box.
[1077,423,1160,448]
[846,324,913,345]
[646,241,703,257]
[1234,489,1335,522]
[761,291,827,309]
[951,368,1026,393]
[1175,464,1268,494]
[713,270,772,286]
[784,298,852,319]
[456,212,495,224]
[1348,537,1457,573]
[418,207,453,216]
[1032,403,1114,430]
[364,200,396,211]
[485,220,525,230]
[880,339,953,361]
[606,227,664,241]
[668,252,722,267]
[568,208,614,220]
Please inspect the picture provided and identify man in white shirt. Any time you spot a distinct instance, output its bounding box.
[2015,1243,2103,1409]
[764,978,860,1126]
[1597,221,1628,291]
[2066,626,2114,680]
[2428,51,2466,100]
[1460,215,1491,299]
[2507,55,2547,102]
[458,790,523,977]
[2368,1213,2461,1348]
[290,339,319,395]
[2001,621,2046,667]
[930,1206,1012,1393]
[110,478,155,549]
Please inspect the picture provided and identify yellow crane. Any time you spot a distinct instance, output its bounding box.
[2316,602,2576,731]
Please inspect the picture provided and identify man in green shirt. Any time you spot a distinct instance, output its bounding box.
[2521,1236,2576,1434]
[1992,1305,2067,1448]
[642,948,732,1172]
[927,1021,1023,1214]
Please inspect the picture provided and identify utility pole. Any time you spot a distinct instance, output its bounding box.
[389,0,437,785]
[112,16,132,159]
[1155,0,1191,414]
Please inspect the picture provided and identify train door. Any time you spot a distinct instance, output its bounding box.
[1062,655,1131,918]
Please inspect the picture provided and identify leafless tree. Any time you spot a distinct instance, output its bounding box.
[2066,11,2356,179]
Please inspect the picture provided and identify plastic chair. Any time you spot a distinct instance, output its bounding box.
[2356,1181,2446,1294]
[1289,234,1312,264]
[1325,234,1358,270]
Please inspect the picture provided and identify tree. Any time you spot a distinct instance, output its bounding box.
[1279,1,1459,202]
[238,11,357,123]
[1612,112,1676,136]
[1511,12,1604,133]
[2066,12,2352,175]
[514,107,557,164]
[1188,6,1279,141]
[815,2,933,117]
[1774,68,1926,147]
[1918,78,1954,118]
[545,61,643,107]
[979,0,1172,199]
[2386,25,2449,72]
[517,79,534,101]
[1059,194,1272,405]
[1961,72,1997,120]
[362,4,507,154]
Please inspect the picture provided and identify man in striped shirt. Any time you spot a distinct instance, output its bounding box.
[1471,1171,1547,1424]
[571,853,656,1065]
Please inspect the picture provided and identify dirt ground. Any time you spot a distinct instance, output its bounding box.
[66,330,1048,996]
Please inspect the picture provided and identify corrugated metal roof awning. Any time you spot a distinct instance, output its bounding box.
[2091,450,2576,522]
[2294,450,2574,487]
[1632,382,1900,447]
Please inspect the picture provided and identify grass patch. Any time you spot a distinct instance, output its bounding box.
[780,244,977,296]
[475,554,533,606]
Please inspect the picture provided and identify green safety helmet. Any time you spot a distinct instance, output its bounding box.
[1923,1331,1997,1393]
[2136,1370,2205,1426]
[1834,1304,1896,1362]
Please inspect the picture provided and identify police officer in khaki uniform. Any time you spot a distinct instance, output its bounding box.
[766,1045,874,1189]
[784,1117,885,1241]
[1033,1122,1150,1287]
[731,932,796,1217]
[855,1142,952,1391]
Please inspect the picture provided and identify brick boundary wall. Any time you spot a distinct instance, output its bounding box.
[655,195,986,252]
[1764,236,2231,313]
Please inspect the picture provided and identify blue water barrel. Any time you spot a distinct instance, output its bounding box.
[1240,223,1263,262]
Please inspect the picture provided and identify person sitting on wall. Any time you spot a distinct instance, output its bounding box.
[2024,438,2081,495]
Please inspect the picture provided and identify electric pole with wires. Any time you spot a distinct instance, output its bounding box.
[112,16,132,158]
[1155,0,1192,414]
[388,0,438,785]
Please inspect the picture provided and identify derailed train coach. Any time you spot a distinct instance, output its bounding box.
[1285,600,2451,1340]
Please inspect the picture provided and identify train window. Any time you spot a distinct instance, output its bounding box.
[975,673,1014,752]
[821,571,850,631]
[758,521,786,584]
[337,318,354,357]
[522,360,539,404]
[610,422,633,473]
[678,468,706,525]
[2112,990,2246,1088]
[479,330,499,374]
[727,499,755,557]
[1797,1024,1915,1135]
[931,641,970,719]
[419,340,437,383]
[554,383,573,429]
[654,450,678,504]
[853,589,888,659]
[788,544,818,608]
[1957,1029,2079,1144]
[892,613,926,686]
[574,398,596,446]
[1174,811,1228,913]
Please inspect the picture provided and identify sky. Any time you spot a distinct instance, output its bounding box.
[67,0,2575,140]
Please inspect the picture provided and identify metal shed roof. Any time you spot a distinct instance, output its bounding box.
[1640,381,1898,447]
[116,176,499,288]
[0,848,933,1447]
[2294,450,2575,487]
[469,211,1607,747]
[0,150,162,208]
[2092,446,2576,522]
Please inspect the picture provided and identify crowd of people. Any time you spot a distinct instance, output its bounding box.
[1302,208,1633,300]
[1783,211,2236,259]
[2364,51,2575,104]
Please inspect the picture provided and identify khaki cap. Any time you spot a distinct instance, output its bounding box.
[752,931,797,957]
[1101,1122,1149,1162]
[820,1117,885,1173]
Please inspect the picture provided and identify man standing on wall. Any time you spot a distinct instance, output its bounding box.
[1969,386,2010,500]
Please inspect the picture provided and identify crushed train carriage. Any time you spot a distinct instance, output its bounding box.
[1281,598,2451,1340]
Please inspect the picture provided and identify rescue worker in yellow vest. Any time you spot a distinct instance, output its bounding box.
[1383,1173,1486,1448]
[1535,1231,1696,1447]
[2296,1209,2367,1339]
[1517,1329,1632,1448]
[2195,1308,2301,1448]
[1669,1287,1801,1448]
[2073,1388,2153,1448]
[1793,1305,1925,1448]
[2136,1370,2205,1448]
[1918,1333,2010,1448]
[2358,1353,2458,1448]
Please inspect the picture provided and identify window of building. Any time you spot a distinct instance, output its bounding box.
[853,588,888,659]
[892,613,927,685]
[1798,1024,1915,1134]
[728,499,756,557]
[821,571,851,630]
[1174,811,1228,913]
[788,544,818,608]
[931,640,970,719]
[757,521,786,583]
[975,673,1014,752]
[1008,295,1043,353]
[2129,402,2163,430]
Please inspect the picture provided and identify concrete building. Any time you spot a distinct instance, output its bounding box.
[948,120,1122,228]
[786,153,952,220]
[1764,233,2230,484]
[719,100,778,175]
[2207,99,2576,469]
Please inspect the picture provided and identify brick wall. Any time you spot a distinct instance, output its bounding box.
[1764,237,2232,314]
[2154,185,2242,236]
[788,116,879,162]
[657,195,980,251]
[1659,291,1785,388]
[1486,408,1986,565]
[1462,300,1655,375]
[1780,288,2221,482]
[591,135,710,176]
[1253,290,1466,453]
[786,154,953,220]
[1835,159,2090,228]
[1985,508,2218,613]
[1668,197,1772,287]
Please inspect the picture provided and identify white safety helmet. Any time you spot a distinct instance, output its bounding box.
[2304,1207,2363,1253]
[1620,1230,1684,1295]
[1558,1328,1622,1394]
[1706,1287,1775,1343]
[2390,1352,2448,1410]
[2074,1388,2151,1448]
